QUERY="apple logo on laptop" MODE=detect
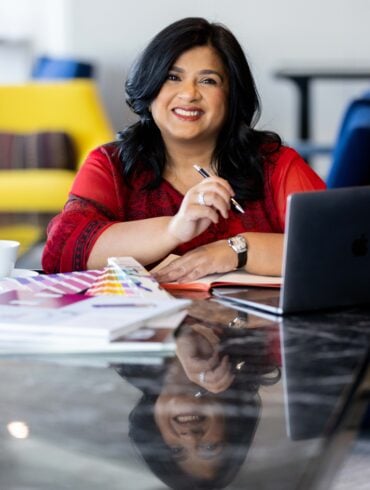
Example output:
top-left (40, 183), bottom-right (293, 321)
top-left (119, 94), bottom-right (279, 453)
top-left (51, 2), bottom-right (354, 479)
top-left (352, 233), bottom-right (368, 256)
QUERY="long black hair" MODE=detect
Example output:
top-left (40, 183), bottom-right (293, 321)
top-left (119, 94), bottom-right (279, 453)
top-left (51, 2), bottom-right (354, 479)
top-left (118, 17), bottom-right (281, 202)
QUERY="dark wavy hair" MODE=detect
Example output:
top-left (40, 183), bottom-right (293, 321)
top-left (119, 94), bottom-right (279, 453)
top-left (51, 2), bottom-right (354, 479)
top-left (117, 17), bottom-right (281, 202)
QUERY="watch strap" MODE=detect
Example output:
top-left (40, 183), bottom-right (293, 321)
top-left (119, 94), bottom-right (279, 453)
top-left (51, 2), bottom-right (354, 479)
top-left (236, 249), bottom-right (247, 268)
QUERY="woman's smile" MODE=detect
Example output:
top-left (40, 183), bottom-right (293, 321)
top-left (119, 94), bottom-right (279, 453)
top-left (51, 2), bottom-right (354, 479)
top-left (172, 106), bottom-right (204, 121)
top-left (173, 414), bottom-right (206, 423)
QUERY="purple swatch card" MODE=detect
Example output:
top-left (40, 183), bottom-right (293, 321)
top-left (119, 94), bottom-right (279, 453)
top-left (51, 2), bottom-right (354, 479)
top-left (0, 291), bottom-right (89, 309)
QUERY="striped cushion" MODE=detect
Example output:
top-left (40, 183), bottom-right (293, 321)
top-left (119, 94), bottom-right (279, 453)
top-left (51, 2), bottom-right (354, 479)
top-left (0, 131), bottom-right (76, 170)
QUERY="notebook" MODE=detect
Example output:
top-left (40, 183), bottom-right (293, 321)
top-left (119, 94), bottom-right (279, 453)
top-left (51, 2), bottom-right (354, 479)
top-left (152, 254), bottom-right (281, 291)
top-left (213, 186), bottom-right (370, 314)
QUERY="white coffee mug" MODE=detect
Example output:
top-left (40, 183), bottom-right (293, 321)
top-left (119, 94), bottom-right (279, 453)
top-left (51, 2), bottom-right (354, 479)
top-left (0, 240), bottom-right (20, 278)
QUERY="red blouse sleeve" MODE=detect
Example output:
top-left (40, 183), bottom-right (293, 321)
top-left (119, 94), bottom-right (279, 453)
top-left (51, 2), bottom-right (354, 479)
top-left (42, 145), bottom-right (124, 273)
top-left (270, 147), bottom-right (326, 229)
top-left (70, 144), bottom-right (126, 216)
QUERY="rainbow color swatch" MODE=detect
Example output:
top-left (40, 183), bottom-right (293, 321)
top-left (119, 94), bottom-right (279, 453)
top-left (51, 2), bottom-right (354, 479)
top-left (86, 257), bottom-right (170, 300)
top-left (86, 265), bottom-right (140, 296)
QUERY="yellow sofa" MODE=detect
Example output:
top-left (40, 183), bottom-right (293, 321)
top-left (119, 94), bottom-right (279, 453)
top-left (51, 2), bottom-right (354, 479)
top-left (0, 80), bottom-right (114, 252)
top-left (0, 80), bottom-right (114, 213)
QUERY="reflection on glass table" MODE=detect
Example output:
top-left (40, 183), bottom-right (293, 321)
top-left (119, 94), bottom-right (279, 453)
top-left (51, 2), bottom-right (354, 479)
top-left (0, 300), bottom-right (369, 490)
top-left (114, 316), bottom-right (281, 488)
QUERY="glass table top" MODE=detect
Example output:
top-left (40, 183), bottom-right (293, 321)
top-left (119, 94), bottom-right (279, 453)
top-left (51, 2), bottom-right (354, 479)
top-left (0, 299), bottom-right (369, 490)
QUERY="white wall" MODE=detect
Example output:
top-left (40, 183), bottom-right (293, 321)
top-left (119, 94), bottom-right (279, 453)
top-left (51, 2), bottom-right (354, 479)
top-left (0, 0), bottom-right (70, 79)
top-left (65, 0), bottom-right (370, 145)
top-left (2, 0), bottom-right (370, 176)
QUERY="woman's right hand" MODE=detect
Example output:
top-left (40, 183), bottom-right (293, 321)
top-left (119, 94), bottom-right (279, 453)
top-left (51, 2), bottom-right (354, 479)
top-left (176, 323), bottom-right (235, 393)
top-left (167, 176), bottom-right (235, 243)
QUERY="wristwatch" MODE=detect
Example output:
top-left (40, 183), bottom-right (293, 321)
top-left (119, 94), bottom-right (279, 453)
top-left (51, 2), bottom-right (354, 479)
top-left (227, 235), bottom-right (248, 269)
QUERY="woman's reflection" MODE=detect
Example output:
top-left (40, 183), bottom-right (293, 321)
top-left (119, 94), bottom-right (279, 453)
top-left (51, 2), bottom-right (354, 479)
top-left (154, 390), bottom-right (227, 480)
top-left (175, 323), bottom-right (236, 394)
top-left (115, 313), bottom-right (280, 489)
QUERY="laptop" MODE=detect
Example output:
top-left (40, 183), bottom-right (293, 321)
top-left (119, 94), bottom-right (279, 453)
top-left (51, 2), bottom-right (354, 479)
top-left (213, 186), bottom-right (370, 315)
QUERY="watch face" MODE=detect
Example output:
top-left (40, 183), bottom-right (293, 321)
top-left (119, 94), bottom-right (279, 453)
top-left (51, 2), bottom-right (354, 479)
top-left (230, 235), bottom-right (247, 253)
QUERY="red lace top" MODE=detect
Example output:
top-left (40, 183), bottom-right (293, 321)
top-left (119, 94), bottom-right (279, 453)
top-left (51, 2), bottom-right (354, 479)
top-left (42, 143), bottom-right (326, 273)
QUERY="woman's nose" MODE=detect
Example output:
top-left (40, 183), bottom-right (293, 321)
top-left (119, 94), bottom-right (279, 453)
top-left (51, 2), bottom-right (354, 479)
top-left (178, 81), bottom-right (200, 101)
top-left (179, 426), bottom-right (205, 441)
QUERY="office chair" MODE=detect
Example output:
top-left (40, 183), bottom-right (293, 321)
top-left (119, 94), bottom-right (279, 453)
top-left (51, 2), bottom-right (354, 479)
top-left (292, 92), bottom-right (370, 186)
top-left (326, 96), bottom-right (370, 188)
top-left (31, 55), bottom-right (94, 79)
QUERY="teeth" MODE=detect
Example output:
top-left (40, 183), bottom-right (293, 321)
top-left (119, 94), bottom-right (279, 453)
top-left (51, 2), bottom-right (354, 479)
top-left (174, 108), bottom-right (201, 117)
top-left (175, 415), bottom-right (203, 423)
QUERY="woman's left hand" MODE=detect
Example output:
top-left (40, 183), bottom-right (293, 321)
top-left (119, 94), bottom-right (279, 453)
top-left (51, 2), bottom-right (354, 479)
top-left (153, 239), bottom-right (237, 283)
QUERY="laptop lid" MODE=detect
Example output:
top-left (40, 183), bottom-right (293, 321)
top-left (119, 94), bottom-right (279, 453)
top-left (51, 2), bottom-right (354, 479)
top-left (281, 186), bottom-right (370, 313)
top-left (213, 186), bottom-right (370, 315)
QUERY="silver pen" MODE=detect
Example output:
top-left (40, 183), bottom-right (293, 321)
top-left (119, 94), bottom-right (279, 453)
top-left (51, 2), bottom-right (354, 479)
top-left (193, 164), bottom-right (245, 214)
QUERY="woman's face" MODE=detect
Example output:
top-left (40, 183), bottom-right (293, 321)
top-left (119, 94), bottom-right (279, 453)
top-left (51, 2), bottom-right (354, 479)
top-left (150, 45), bottom-right (229, 150)
top-left (154, 393), bottom-right (226, 479)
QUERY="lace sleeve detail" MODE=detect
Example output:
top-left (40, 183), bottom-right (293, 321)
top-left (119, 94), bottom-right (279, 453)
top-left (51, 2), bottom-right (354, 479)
top-left (42, 196), bottom-right (120, 273)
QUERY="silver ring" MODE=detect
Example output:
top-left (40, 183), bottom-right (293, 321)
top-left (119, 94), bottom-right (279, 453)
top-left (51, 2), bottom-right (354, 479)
top-left (235, 361), bottom-right (245, 371)
top-left (197, 191), bottom-right (206, 206)
top-left (199, 371), bottom-right (206, 383)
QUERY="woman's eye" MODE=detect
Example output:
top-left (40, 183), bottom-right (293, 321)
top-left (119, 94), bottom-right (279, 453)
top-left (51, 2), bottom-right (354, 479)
top-left (198, 443), bottom-right (223, 458)
top-left (169, 446), bottom-right (186, 460)
top-left (167, 73), bottom-right (180, 81)
top-left (170, 446), bottom-right (184, 455)
top-left (200, 78), bottom-right (218, 85)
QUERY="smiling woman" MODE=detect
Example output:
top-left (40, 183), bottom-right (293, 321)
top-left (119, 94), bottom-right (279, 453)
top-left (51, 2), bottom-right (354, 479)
top-left (150, 46), bottom-right (229, 151)
top-left (42, 17), bottom-right (325, 276)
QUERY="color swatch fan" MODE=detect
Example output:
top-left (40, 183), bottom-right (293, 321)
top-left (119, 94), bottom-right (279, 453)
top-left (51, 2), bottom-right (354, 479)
top-left (86, 257), bottom-right (170, 299)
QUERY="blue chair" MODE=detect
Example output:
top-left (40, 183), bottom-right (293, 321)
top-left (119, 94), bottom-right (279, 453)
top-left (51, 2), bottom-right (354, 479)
top-left (292, 92), bottom-right (370, 185)
top-left (31, 56), bottom-right (94, 80)
top-left (326, 96), bottom-right (370, 188)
